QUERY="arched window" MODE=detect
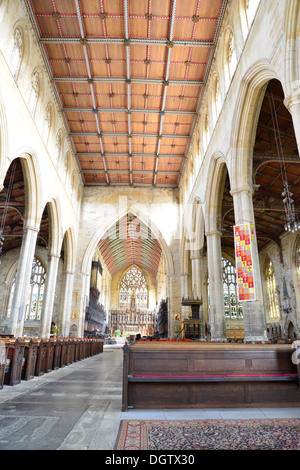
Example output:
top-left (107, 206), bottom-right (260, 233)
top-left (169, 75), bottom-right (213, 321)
top-left (222, 257), bottom-right (243, 319)
top-left (224, 27), bottom-right (237, 89)
top-left (240, 0), bottom-right (260, 39)
top-left (9, 27), bottom-right (23, 80)
top-left (28, 71), bottom-right (40, 115)
top-left (266, 258), bottom-right (280, 321)
top-left (119, 266), bottom-right (148, 310)
top-left (7, 257), bottom-right (46, 320)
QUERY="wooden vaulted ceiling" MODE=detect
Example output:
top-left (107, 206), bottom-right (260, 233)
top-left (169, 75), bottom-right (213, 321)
top-left (25, 0), bottom-right (228, 188)
top-left (222, 79), bottom-right (300, 251)
top-left (98, 213), bottom-right (162, 276)
top-left (0, 160), bottom-right (49, 256)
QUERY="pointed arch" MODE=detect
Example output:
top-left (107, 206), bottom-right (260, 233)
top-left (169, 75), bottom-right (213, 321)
top-left (81, 206), bottom-right (174, 278)
top-left (205, 152), bottom-right (229, 234)
top-left (284, 0), bottom-right (300, 97)
top-left (230, 60), bottom-right (281, 192)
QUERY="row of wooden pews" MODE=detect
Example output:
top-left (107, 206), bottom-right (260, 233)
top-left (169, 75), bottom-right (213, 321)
top-left (0, 337), bottom-right (104, 389)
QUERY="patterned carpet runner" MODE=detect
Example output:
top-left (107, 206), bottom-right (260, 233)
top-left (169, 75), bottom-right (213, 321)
top-left (115, 419), bottom-right (300, 450)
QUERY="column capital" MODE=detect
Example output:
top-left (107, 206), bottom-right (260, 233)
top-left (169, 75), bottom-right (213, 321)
top-left (190, 249), bottom-right (201, 260)
top-left (284, 93), bottom-right (300, 111)
top-left (23, 224), bottom-right (40, 233)
top-left (230, 184), bottom-right (253, 198)
top-left (205, 229), bottom-right (222, 238)
top-left (48, 252), bottom-right (61, 260)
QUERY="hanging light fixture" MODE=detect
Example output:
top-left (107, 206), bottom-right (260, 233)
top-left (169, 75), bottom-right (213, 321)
top-left (268, 88), bottom-right (300, 232)
top-left (0, 161), bottom-right (17, 263)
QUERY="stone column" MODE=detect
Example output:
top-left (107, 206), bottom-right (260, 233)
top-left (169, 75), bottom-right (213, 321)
top-left (231, 187), bottom-right (268, 342)
top-left (167, 272), bottom-right (182, 339)
top-left (191, 251), bottom-right (202, 297)
top-left (8, 226), bottom-right (38, 337)
top-left (191, 251), bottom-right (206, 340)
top-left (284, 94), bottom-right (300, 156)
top-left (60, 270), bottom-right (75, 337)
top-left (206, 229), bottom-right (227, 341)
top-left (39, 253), bottom-right (60, 338)
top-left (77, 272), bottom-right (90, 338)
top-left (181, 272), bottom-right (191, 316)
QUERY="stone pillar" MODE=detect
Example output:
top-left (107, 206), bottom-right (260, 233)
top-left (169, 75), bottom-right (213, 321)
top-left (191, 251), bottom-right (206, 340)
top-left (60, 270), bottom-right (75, 337)
top-left (191, 251), bottom-right (202, 297)
top-left (167, 272), bottom-right (182, 339)
top-left (206, 230), bottom-right (227, 341)
top-left (39, 253), bottom-right (60, 338)
top-left (284, 94), bottom-right (300, 156)
top-left (181, 272), bottom-right (191, 317)
top-left (8, 226), bottom-right (38, 337)
top-left (77, 272), bottom-right (90, 338)
top-left (231, 187), bottom-right (268, 342)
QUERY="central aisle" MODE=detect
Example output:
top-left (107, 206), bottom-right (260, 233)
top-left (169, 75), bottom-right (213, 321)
top-left (0, 345), bottom-right (124, 450)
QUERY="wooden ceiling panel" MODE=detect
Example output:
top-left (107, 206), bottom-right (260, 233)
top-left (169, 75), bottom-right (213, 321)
top-left (26, 0), bottom-right (228, 187)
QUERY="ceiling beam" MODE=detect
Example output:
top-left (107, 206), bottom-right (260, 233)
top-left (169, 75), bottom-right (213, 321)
top-left (76, 152), bottom-right (185, 159)
top-left (84, 181), bottom-right (178, 188)
top-left (63, 107), bottom-right (196, 115)
top-left (71, 132), bottom-right (189, 138)
top-left (53, 76), bottom-right (203, 86)
top-left (83, 169), bottom-right (180, 175)
top-left (40, 37), bottom-right (214, 47)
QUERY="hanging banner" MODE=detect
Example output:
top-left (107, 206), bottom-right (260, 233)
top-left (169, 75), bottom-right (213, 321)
top-left (233, 223), bottom-right (256, 301)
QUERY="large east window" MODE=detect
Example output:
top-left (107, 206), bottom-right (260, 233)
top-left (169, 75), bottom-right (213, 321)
top-left (119, 266), bottom-right (148, 310)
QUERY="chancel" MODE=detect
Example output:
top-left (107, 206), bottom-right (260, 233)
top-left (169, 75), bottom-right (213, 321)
top-left (0, 0), bottom-right (300, 451)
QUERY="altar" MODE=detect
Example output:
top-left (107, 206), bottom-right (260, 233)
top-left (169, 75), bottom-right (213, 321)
top-left (109, 290), bottom-right (155, 337)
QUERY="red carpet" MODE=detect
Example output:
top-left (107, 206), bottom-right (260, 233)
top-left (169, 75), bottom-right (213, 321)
top-left (115, 419), bottom-right (300, 450)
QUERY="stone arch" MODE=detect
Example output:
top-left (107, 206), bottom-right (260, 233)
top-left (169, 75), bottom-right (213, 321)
top-left (284, 0), bottom-right (300, 97)
top-left (81, 206), bottom-right (175, 279)
top-left (205, 152), bottom-right (229, 234)
top-left (6, 149), bottom-right (41, 229)
top-left (62, 225), bottom-right (76, 273)
top-left (230, 60), bottom-right (281, 193)
top-left (40, 196), bottom-right (63, 257)
top-left (0, 91), bottom-right (8, 184)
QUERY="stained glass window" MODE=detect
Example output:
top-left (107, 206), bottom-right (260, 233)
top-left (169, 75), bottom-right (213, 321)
top-left (7, 257), bottom-right (46, 320)
top-left (222, 257), bottom-right (243, 319)
top-left (119, 266), bottom-right (148, 310)
top-left (266, 258), bottom-right (280, 320)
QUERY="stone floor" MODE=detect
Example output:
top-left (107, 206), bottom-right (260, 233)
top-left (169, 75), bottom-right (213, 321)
top-left (0, 342), bottom-right (300, 450)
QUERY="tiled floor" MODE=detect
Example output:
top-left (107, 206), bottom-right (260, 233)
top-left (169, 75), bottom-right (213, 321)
top-left (0, 343), bottom-right (299, 450)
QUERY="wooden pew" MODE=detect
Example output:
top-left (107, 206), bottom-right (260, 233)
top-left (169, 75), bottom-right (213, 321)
top-left (60, 340), bottom-right (67, 367)
top-left (122, 341), bottom-right (300, 411)
top-left (4, 338), bottom-right (26, 386)
top-left (22, 339), bottom-right (39, 380)
top-left (35, 339), bottom-right (49, 377)
top-left (44, 339), bottom-right (55, 373)
top-left (52, 339), bottom-right (62, 370)
top-left (0, 340), bottom-right (8, 389)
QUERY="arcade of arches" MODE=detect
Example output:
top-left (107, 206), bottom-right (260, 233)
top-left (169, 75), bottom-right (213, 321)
top-left (1, 0), bottom-right (300, 345)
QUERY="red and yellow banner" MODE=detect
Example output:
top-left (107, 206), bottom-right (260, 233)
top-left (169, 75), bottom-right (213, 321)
top-left (234, 223), bottom-right (255, 301)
